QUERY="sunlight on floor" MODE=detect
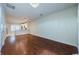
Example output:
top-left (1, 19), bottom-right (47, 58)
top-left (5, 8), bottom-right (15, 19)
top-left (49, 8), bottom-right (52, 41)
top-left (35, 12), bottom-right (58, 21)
top-left (9, 33), bottom-right (16, 44)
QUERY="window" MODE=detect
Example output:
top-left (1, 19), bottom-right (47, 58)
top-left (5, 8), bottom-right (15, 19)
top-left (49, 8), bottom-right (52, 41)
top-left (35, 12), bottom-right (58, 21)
top-left (11, 23), bottom-right (28, 32)
top-left (11, 24), bottom-right (21, 32)
top-left (21, 23), bottom-right (28, 30)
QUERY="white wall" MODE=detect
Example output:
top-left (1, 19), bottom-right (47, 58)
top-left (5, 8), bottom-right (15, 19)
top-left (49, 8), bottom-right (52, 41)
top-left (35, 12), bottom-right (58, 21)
top-left (29, 6), bottom-right (78, 47)
top-left (0, 4), bottom-right (6, 51)
top-left (78, 4), bottom-right (79, 54)
top-left (0, 4), bottom-right (2, 51)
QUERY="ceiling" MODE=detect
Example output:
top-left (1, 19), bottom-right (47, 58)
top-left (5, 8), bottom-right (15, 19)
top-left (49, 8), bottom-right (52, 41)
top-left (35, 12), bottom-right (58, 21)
top-left (4, 3), bottom-right (77, 20)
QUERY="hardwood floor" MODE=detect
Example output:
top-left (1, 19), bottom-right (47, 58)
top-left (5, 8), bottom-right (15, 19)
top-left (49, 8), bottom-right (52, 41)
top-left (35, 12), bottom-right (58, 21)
top-left (1, 34), bottom-right (78, 55)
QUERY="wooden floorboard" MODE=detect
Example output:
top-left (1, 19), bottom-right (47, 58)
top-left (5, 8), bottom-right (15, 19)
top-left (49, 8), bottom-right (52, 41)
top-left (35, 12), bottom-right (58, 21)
top-left (1, 34), bottom-right (78, 55)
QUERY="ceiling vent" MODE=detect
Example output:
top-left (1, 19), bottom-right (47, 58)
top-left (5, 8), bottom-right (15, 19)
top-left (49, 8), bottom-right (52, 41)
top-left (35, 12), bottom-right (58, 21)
top-left (40, 13), bottom-right (43, 16)
top-left (6, 3), bottom-right (15, 10)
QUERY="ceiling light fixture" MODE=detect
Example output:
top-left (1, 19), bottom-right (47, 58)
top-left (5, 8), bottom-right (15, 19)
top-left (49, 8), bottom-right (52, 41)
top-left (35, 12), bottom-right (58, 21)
top-left (30, 3), bottom-right (39, 8)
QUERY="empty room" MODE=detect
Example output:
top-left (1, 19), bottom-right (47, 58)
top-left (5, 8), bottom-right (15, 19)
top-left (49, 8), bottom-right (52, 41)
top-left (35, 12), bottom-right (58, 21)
top-left (0, 3), bottom-right (78, 55)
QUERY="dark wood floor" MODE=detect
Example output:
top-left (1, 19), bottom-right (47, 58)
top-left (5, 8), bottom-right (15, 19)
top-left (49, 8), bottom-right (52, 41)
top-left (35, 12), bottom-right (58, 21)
top-left (1, 34), bottom-right (78, 55)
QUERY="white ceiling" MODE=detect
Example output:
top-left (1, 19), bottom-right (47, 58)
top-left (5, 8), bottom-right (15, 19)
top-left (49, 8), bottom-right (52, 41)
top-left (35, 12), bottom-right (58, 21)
top-left (4, 3), bottom-right (77, 20)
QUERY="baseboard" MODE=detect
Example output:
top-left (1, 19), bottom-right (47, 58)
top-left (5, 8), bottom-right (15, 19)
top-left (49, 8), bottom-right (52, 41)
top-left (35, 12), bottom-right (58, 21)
top-left (30, 33), bottom-right (77, 48)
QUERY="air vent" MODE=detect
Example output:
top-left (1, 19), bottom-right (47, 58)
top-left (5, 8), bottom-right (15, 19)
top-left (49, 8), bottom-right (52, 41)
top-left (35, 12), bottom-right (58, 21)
top-left (6, 3), bottom-right (15, 10)
top-left (40, 13), bottom-right (43, 16)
